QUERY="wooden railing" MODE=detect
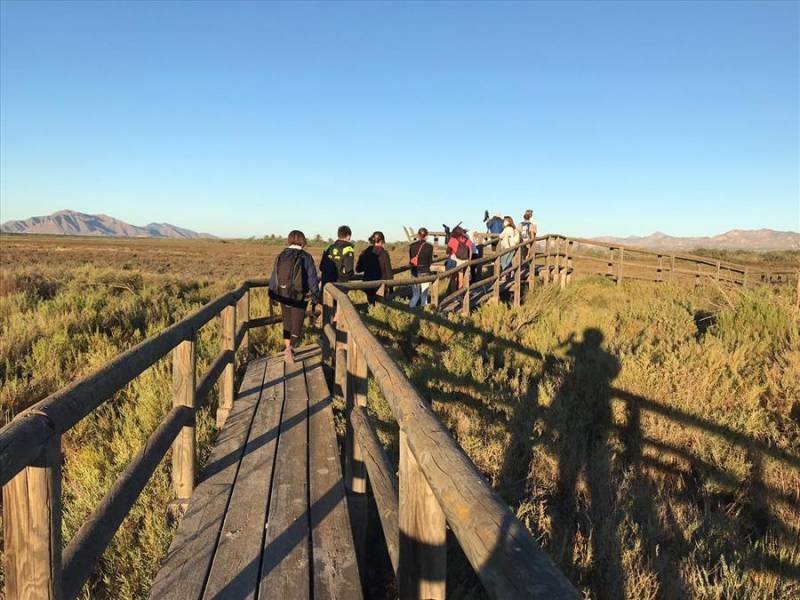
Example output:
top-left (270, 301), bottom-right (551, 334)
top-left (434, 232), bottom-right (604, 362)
top-left (324, 234), bottom-right (796, 599)
top-left (0, 280), bottom-right (281, 600)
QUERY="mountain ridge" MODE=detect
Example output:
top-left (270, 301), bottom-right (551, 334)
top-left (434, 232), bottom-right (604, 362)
top-left (0, 210), bottom-right (216, 239)
top-left (591, 228), bottom-right (799, 251)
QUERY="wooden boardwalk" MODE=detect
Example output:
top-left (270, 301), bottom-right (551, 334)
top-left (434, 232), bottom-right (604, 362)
top-left (150, 347), bottom-right (362, 600)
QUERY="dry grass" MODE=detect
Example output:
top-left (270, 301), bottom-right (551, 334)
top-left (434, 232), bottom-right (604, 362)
top-left (363, 277), bottom-right (800, 599)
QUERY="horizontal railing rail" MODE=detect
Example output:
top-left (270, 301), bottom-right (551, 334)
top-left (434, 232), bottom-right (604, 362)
top-left (323, 284), bottom-right (579, 599)
top-left (0, 280), bottom-right (288, 600)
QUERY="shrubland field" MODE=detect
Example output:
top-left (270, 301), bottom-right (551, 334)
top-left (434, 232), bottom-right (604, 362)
top-left (1, 233), bottom-right (798, 599)
top-left (364, 279), bottom-right (800, 599)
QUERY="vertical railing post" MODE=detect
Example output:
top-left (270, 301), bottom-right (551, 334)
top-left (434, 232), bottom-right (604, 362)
top-left (217, 304), bottom-right (236, 428)
top-left (716, 260), bottom-right (721, 282)
top-left (543, 237), bottom-right (551, 284)
top-left (657, 255), bottom-right (663, 282)
top-left (559, 237), bottom-right (568, 289)
top-left (431, 274), bottom-right (440, 309)
top-left (345, 337), bottom-right (369, 571)
top-left (462, 264), bottom-right (471, 315)
top-left (321, 287), bottom-right (334, 363)
top-left (566, 240), bottom-right (574, 285)
top-left (617, 247), bottom-right (624, 285)
top-left (493, 254), bottom-right (501, 300)
top-left (695, 262), bottom-right (701, 286)
top-left (513, 247), bottom-right (522, 307)
top-left (398, 431), bottom-right (446, 600)
top-left (237, 287), bottom-right (250, 363)
top-left (172, 337), bottom-right (196, 506)
top-left (528, 239), bottom-right (536, 289)
top-left (2, 436), bottom-right (63, 600)
top-left (607, 247), bottom-right (615, 281)
top-left (334, 303), bottom-right (348, 403)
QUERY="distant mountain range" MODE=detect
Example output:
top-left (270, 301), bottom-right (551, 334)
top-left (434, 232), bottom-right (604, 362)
top-left (0, 210), bottom-right (216, 239)
top-left (592, 229), bottom-right (799, 252)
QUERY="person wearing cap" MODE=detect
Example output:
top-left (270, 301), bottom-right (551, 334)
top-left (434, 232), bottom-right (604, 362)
top-left (356, 230), bottom-right (393, 305)
top-left (408, 227), bottom-right (434, 308)
top-left (446, 225), bottom-right (474, 292)
top-left (518, 209), bottom-right (537, 261)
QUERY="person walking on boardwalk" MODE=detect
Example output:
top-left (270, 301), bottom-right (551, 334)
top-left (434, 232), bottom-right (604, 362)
top-left (446, 225), bottom-right (474, 293)
top-left (409, 227), bottom-right (434, 308)
top-left (320, 225), bottom-right (355, 286)
top-left (356, 231), bottom-right (393, 305)
top-left (268, 230), bottom-right (319, 364)
top-left (499, 215), bottom-right (520, 272)
top-left (518, 209), bottom-right (537, 261)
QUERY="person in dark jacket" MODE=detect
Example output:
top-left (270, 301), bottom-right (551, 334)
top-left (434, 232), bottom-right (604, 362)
top-left (320, 225), bottom-right (355, 286)
top-left (409, 227), bottom-right (434, 308)
top-left (356, 231), bottom-right (393, 305)
top-left (268, 230), bottom-right (319, 364)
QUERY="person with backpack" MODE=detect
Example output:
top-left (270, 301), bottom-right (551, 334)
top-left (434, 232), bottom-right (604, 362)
top-left (320, 225), bottom-right (355, 286)
top-left (408, 227), bottom-right (434, 308)
top-left (268, 230), bottom-right (319, 364)
top-left (446, 225), bottom-right (473, 292)
top-left (518, 209), bottom-right (537, 261)
top-left (356, 231), bottom-right (393, 305)
top-left (499, 216), bottom-right (521, 273)
top-left (483, 210), bottom-right (504, 250)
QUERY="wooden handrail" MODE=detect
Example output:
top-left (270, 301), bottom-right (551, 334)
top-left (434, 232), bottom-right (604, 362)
top-left (1, 280), bottom-right (281, 600)
top-left (324, 285), bottom-right (578, 599)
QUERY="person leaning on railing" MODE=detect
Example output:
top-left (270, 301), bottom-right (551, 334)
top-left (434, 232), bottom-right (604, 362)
top-left (268, 229), bottom-right (319, 364)
top-left (408, 227), bottom-right (434, 308)
top-left (356, 230), bottom-right (393, 305)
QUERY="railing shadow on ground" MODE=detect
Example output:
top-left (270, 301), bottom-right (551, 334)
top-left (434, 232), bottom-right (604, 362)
top-left (362, 298), bottom-right (800, 597)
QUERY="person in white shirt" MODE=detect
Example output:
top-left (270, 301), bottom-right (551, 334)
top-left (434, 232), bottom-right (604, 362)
top-left (498, 215), bottom-right (520, 272)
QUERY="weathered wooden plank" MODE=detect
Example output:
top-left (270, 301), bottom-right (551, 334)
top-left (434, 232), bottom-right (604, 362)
top-left (259, 360), bottom-right (310, 599)
top-left (327, 286), bottom-right (579, 600)
top-left (399, 430), bottom-right (446, 600)
top-left (306, 356), bottom-right (363, 600)
top-left (218, 305), bottom-right (236, 428)
top-left (1, 288), bottom-right (247, 486)
top-left (2, 437), bottom-right (62, 600)
top-left (149, 357), bottom-right (268, 600)
top-left (350, 405), bottom-right (399, 576)
top-left (63, 406), bottom-right (190, 600)
top-left (203, 357), bottom-right (284, 599)
top-left (172, 339), bottom-right (196, 502)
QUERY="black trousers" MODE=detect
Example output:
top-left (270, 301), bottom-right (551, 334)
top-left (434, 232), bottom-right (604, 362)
top-left (281, 301), bottom-right (307, 343)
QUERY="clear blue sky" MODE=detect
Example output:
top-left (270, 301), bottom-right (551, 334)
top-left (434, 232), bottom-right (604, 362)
top-left (1, 1), bottom-right (797, 240)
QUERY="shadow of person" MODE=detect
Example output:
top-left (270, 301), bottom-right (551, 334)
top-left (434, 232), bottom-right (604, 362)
top-left (547, 328), bottom-right (624, 600)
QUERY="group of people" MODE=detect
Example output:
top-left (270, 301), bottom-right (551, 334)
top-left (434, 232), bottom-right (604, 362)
top-left (268, 225), bottom-right (395, 363)
top-left (268, 210), bottom-right (537, 363)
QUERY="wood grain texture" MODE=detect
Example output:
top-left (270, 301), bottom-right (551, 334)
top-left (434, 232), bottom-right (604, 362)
top-left (327, 287), bottom-right (579, 599)
top-left (259, 360), bottom-right (310, 599)
top-left (0, 288), bottom-right (247, 486)
top-left (2, 437), bottom-right (62, 600)
top-left (399, 430), bottom-right (446, 600)
top-left (350, 405), bottom-right (399, 576)
top-left (306, 357), bottom-right (363, 600)
top-left (149, 357), bottom-right (268, 600)
top-left (203, 357), bottom-right (283, 599)
top-left (218, 305), bottom-right (236, 428)
top-left (63, 407), bottom-right (190, 600)
top-left (172, 339), bottom-right (196, 501)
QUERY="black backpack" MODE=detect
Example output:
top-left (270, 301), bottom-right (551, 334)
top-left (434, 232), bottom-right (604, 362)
top-left (455, 239), bottom-right (470, 260)
top-left (327, 242), bottom-right (353, 279)
top-left (273, 249), bottom-right (305, 300)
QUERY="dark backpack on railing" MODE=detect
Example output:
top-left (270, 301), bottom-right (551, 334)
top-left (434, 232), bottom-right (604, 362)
top-left (271, 249), bottom-right (305, 301)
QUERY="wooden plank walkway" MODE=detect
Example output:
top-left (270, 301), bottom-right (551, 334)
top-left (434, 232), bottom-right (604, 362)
top-left (150, 347), bottom-right (362, 600)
